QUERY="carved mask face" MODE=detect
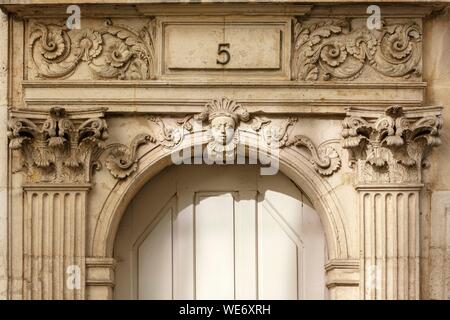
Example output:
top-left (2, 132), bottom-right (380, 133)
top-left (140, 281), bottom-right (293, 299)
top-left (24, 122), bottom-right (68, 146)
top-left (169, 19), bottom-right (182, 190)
top-left (210, 116), bottom-right (236, 145)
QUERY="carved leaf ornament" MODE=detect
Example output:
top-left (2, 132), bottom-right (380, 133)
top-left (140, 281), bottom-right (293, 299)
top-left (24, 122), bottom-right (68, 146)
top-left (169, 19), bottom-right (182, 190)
top-left (30, 19), bottom-right (157, 80)
top-left (8, 108), bottom-right (155, 182)
top-left (342, 105), bottom-right (442, 183)
top-left (293, 19), bottom-right (422, 81)
top-left (8, 107), bottom-right (108, 182)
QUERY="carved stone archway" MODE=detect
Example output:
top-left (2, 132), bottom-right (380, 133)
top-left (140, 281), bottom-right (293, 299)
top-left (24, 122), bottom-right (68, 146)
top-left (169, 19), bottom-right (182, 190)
top-left (6, 97), bottom-right (442, 300)
top-left (88, 128), bottom-right (355, 299)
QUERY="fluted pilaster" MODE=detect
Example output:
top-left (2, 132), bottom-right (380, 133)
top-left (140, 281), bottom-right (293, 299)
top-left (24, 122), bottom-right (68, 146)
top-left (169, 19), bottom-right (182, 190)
top-left (22, 184), bottom-right (89, 300)
top-left (357, 185), bottom-right (421, 299)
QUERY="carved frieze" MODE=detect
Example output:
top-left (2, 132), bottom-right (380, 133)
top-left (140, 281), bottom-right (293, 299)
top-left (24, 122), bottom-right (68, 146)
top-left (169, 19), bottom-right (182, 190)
top-left (8, 108), bottom-right (153, 183)
top-left (8, 103), bottom-right (344, 183)
top-left (149, 97), bottom-right (342, 177)
top-left (292, 19), bottom-right (422, 81)
top-left (29, 19), bottom-right (157, 80)
top-left (342, 105), bottom-right (442, 184)
top-left (28, 17), bottom-right (423, 84)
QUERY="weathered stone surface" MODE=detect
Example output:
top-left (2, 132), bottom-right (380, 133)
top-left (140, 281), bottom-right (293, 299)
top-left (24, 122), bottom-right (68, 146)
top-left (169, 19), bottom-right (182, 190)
top-left (0, 9), bottom-right (8, 301)
top-left (0, 2), bottom-right (448, 300)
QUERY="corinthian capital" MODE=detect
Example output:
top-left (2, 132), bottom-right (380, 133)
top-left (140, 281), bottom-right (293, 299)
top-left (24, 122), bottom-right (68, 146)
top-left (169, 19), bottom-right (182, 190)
top-left (8, 107), bottom-right (109, 183)
top-left (8, 107), bottom-right (155, 183)
top-left (342, 105), bottom-right (442, 184)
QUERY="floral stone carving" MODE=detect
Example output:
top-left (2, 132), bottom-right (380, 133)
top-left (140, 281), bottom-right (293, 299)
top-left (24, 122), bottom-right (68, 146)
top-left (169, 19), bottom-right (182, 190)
top-left (292, 19), bottom-right (422, 81)
top-left (29, 18), bottom-right (157, 80)
top-left (342, 105), bottom-right (442, 184)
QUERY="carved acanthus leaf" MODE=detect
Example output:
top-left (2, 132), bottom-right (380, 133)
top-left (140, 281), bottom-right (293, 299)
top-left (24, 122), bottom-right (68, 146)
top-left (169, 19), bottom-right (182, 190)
top-left (8, 107), bottom-right (108, 183)
top-left (254, 117), bottom-right (298, 148)
top-left (29, 19), bottom-right (157, 80)
top-left (292, 19), bottom-right (422, 81)
top-left (342, 105), bottom-right (442, 184)
top-left (251, 117), bottom-right (272, 132)
top-left (149, 116), bottom-right (193, 148)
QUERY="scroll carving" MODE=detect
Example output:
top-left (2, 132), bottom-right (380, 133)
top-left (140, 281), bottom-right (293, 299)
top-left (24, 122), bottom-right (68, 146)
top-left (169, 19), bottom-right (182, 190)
top-left (286, 135), bottom-right (341, 176)
top-left (103, 134), bottom-right (156, 179)
top-left (292, 19), bottom-right (422, 81)
top-left (342, 105), bottom-right (442, 184)
top-left (149, 116), bottom-right (193, 148)
top-left (148, 97), bottom-right (341, 177)
top-left (29, 19), bottom-right (157, 80)
top-left (254, 117), bottom-right (298, 148)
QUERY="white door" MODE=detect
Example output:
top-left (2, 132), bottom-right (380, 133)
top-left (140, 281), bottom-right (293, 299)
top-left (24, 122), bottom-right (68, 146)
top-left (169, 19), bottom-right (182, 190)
top-left (114, 165), bottom-right (327, 300)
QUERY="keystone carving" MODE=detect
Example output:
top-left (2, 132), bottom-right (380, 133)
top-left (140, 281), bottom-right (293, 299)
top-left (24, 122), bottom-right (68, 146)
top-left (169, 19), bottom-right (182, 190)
top-left (292, 19), bottom-right (422, 81)
top-left (342, 105), bottom-right (442, 184)
top-left (194, 97), bottom-right (251, 159)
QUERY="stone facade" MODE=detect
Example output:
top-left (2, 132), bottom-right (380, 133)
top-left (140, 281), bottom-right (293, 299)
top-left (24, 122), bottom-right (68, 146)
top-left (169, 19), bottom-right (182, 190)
top-left (0, 1), bottom-right (449, 300)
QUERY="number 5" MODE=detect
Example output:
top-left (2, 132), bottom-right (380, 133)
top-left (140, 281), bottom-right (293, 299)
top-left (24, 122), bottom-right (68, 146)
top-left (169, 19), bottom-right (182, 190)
top-left (217, 43), bottom-right (230, 65)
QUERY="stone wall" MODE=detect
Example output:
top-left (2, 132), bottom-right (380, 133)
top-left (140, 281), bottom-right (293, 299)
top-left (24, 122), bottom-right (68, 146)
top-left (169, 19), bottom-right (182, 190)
top-left (423, 7), bottom-right (450, 300)
top-left (0, 9), bottom-right (8, 301)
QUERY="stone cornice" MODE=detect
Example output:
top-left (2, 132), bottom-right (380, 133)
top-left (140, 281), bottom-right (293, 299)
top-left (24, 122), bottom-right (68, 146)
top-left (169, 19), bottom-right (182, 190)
top-left (0, 2), bottom-right (444, 18)
top-left (22, 80), bottom-right (428, 89)
top-left (9, 107), bottom-right (108, 120)
top-left (0, 2), bottom-right (313, 17)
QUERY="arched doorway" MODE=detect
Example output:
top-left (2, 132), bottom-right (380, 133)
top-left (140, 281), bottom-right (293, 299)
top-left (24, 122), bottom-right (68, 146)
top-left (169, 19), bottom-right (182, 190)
top-left (113, 164), bottom-right (327, 299)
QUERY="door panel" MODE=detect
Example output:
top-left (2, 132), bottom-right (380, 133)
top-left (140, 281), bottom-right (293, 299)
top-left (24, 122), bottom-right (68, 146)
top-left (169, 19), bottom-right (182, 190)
top-left (195, 193), bottom-right (236, 299)
top-left (173, 190), bottom-right (195, 299)
top-left (137, 205), bottom-right (173, 300)
top-left (114, 165), bottom-right (326, 300)
top-left (234, 191), bottom-right (257, 299)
